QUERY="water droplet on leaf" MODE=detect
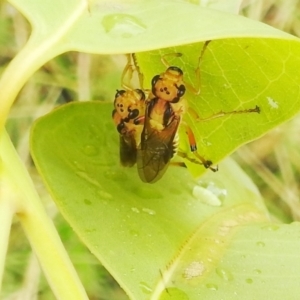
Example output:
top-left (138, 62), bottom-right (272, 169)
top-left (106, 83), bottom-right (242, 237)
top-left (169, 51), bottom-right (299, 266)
top-left (102, 14), bottom-right (146, 38)
top-left (139, 282), bottom-right (152, 294)
top-left (246, 278), bottom-right (253, 284)
top-left (129, 229), bottom-right (139, 237)
top-left (131, 207), bottom-right (140, 213)
top-left (193, 180), bottom-right (227, 206)
top-left (256, 241), bottom-right (265, 247)
top-left (84, 199), bottom-right (92, 205)
top-left (206, 283), bottom-right (218, 291)
top-left (142, 208), bottom-right (156, 215)
top-left (216, 268), bottom-right (234, 281)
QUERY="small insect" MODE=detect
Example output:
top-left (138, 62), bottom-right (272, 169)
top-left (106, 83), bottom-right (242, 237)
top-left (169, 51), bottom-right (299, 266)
top-left (113, 43), bottom-right (260, 183)
top-left (137, 41), bottom-right (260, 183)
top-left (112, 88), bottom-right (145, 167)
top-left (137, 66), bottom-right (187, 183)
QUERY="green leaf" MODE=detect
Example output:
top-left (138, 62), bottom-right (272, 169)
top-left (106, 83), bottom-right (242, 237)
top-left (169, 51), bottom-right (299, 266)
top-left (9, 1), bottom-right (300, 179)
top-left (3, 0), bottom-right (299, 127)
top-left (199, 0), bottom-right (243, 14)
top-left (159, 222), bottom-right (300, 300)
top-left (134, 38), bottom-right (300, 176)
top-left (30, 101), bottom-right (300, 299)
top-left (8, 0), bottom-right (297, 55)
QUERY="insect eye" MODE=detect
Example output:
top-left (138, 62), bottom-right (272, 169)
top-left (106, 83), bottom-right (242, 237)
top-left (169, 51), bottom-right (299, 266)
top-left (117, 122), bottom-right (125, 133)
top-left (112, 109), bottom-right (117, 118)
top-left (135, 89), bottom-right (146, 101)
top-left (151, 75), bottom-right (160, 87)
top-left (168, 66), bottom-right (183, 75)
top-left (115, 89), bottom-right (126, 98)
top-left (128, 109), bottom-right (139, 119)
top-left (176, 84), bottom-right (186, 97)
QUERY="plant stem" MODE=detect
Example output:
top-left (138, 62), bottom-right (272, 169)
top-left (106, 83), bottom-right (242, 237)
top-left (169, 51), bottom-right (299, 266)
top-left (17, 253), bottom-right (41, 300)
top-left (0, 130), bottom-right (89, 299)
top-left (0, 0), bottom-right (87, 131)
top-left (0, 193), bottom-right (14, 291)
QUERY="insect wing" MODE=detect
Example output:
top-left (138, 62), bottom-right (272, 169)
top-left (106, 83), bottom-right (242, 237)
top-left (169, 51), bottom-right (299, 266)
top-left (119, 133), bottom-right (137, 167)
top-left (137, 106), bottom-right (180, 183)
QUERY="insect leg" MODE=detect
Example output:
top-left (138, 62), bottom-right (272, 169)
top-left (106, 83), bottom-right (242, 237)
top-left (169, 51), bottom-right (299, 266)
top-left (188, 105), bottom-right (260, 122)
top-left (160, 41), bottom-right (211, 95)
top-left (183, 40), bottom-right (212, 95)
top-left (161, 52), bottom-right (183, 68)
top-left (177, 150), bottom-right (218, 172)
top-left (170, 161), bottom-right (186, 168)
top-left (181, 122), bottom-right (218, 172)
top-left (131, 53), bottom-right (145, 90)
top-left (121, 53), bottom-right (145, 90)
top-left (193, 40), bottom-right (212, 94)
top-left (121, 54), bottom-right (134, 90)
